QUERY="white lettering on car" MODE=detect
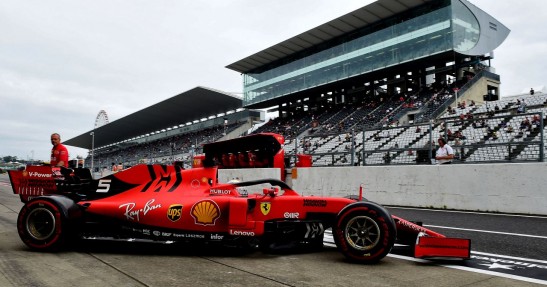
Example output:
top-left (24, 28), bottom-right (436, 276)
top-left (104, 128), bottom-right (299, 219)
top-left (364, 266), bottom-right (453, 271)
top-left (210, 189), bottom-right (232, 195)
top-left (28, 172), bottom-right (52, 178)
top-left (229, 230), bottom-right (255, 236)
top-left (96, 179), bottom-right (111, 193)
top-left (119, 199), bottom-right (161, 221)
top-left (284, 212), bottom-right (300, 219)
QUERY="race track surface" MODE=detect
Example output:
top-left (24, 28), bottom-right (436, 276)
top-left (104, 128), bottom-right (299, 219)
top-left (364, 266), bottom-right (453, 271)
top-left (0, 173), bottom-right (545, 286)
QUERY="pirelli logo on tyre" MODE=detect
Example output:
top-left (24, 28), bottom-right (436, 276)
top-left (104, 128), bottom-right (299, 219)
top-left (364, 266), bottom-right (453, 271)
top-left (167, 204), bottom-right (183, 222)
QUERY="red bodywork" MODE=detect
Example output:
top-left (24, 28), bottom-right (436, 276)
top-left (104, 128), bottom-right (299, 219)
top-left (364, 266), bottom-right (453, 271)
top-left (8, 133), bottom-right (470, 261)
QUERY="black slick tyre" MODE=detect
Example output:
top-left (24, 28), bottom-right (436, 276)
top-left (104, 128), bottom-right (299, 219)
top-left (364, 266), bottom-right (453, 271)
top-left (333, 202), bottom-right (396, 263)
top-left (17, 199), bottom-right (67, 251)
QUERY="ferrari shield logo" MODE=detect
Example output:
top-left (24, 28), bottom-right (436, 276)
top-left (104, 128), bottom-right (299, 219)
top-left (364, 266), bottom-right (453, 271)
top-left (260, 202), bottom-right (271, 215)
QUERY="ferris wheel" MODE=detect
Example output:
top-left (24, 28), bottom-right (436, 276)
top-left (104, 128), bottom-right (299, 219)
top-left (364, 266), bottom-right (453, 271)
top-left (94, 110), bottom-right (109, 128)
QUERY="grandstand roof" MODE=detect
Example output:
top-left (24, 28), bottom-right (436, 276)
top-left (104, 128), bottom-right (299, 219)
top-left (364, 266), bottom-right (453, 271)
top-left (226, 0), bottom-right (432, 73)
top-left (64, 87), bottom-right (242, 150)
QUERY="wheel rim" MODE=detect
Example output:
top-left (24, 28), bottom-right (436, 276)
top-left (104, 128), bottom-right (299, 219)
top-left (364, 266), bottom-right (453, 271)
top-left (344, 215), bottom-right (380, 251)
top-left (26, 208), bottom-right (56, 240)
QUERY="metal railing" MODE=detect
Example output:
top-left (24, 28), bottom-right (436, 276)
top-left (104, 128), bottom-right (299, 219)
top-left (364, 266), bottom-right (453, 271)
top-left (290, 111), bottom-right (544, 167)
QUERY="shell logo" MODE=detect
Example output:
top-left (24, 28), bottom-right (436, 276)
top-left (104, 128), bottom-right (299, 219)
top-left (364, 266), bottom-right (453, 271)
top-left (191, 200), bottom-right (220, 226)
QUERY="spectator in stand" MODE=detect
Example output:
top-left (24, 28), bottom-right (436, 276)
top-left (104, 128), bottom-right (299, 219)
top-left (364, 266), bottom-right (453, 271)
top-left (517, 99), bottom-right (527, 113)
top-left (466, 112), bottom-right (473, 120)
top-left (435, 138), bottom-right (454, 164)
top-left (50, 133), bottom-right (69, 168)
top-left (520, 117), bottom-right (531, 131)
top-left (383, 152), bottom-right (391, 164)
top-left (491, 130), bottom-right (498, 140)
top-left (532, 114), bottom-right (541, 126)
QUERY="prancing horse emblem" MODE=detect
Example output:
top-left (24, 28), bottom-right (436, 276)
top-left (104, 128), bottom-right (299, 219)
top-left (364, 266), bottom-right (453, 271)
top-left (260, 202), bottom-right (271, 215)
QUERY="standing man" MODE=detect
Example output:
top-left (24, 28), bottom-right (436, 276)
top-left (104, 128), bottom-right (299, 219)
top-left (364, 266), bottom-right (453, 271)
top-left (435, 138), bottom-right (454, 164)
top-left (50, 133), bottom-right (69, 167)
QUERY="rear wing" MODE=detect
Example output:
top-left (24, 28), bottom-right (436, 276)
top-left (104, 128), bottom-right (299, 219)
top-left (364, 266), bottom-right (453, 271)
top-left (8, 165), bottom-right (92, 203)
top-left (9, 166), bottom-right (59, 202)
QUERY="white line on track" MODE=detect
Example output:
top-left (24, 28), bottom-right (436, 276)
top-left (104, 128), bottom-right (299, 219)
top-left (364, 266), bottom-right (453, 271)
top-left (472, 251), bottom-right (547, 265)
top-left (388, 206), bottom-right (547, 219)
top-left (425, 224), bottom-right (547, 239)
top-left (325, 229), bottom-right (547, 285)
top-left (387, 253), bottom-right (547, 285)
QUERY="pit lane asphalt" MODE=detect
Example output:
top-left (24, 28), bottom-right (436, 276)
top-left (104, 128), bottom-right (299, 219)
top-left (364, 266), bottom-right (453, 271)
top-left (0, 174), bottom-right (543, 287)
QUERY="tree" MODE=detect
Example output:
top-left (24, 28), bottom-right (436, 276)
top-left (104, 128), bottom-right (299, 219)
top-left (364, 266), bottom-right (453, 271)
top-left (3, 156), bottom-right (17, 163)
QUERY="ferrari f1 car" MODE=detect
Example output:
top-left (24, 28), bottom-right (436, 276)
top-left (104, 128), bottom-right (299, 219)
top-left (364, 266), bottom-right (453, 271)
top-left (9, 164), bottom-right (470, 263)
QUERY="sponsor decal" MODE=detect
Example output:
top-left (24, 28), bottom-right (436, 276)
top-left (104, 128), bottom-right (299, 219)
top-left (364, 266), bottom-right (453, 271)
top-left (303, 199), bottom-right (327, 207)
top-left (191, 200), bottom-right (220, 226)
top-left (27, 172), bottom-right (52, 178)
top-left (170, 233), bottom-right (204, 239)
top-left (16, 169), bottom-right (55, 195)
top-left (211, 234), bottom-right (224, 240)
top-left (141, 229), bottom-right (205, 239)
top-left (260, 202), bottom-right (271, 215)
top-left (210, 189), bottom-right (231, 195)
top-left (396, 218), bottom-right (429, 233)
top-left (284, 212), bottom-right (300, 219)
top-left (167, 204), bottom-right (183, 222)
top-left (119, 199), bottom-right (162, 221)
top-left (229, 230), bottom-right (255, 236)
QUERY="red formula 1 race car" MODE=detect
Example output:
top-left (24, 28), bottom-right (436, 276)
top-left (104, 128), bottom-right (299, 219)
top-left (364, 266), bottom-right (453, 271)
top-left (8, 164), bottom-right (470, 263)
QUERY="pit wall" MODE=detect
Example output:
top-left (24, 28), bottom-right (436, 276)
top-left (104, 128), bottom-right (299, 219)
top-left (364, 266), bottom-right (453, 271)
top-left (219, 163), bottom-right (547, 215)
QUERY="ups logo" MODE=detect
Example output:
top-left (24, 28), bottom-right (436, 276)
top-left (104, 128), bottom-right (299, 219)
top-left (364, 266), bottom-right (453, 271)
top-left (167, 204), bottom-right (183, 222)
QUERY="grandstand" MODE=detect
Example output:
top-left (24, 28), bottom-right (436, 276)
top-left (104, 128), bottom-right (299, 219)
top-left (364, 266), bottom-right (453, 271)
top-left (64, 87), bottom-right (263, 170)
top-left (64, 0), bottom-right (545, 170)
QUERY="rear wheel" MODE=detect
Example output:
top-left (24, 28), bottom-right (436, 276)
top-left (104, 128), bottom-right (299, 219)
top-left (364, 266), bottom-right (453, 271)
top-left (17, 199), bottom-right (67, 251)
top-left (333, 202), bottom-right (396, 263)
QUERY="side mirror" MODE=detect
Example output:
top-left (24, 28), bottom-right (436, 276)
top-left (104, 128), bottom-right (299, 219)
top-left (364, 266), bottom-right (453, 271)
top-left (262, 187), bottom-right (279, 197)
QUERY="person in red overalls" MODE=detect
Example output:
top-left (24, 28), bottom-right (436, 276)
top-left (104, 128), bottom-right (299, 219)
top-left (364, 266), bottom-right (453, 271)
top-left (50, 133), bottom-right (69, 168)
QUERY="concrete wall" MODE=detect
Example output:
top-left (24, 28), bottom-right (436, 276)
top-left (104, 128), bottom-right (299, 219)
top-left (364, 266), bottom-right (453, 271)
top-left (218, 163), bottom-right (547, 215)
top-left (291, 163), bottom-right (547, 215)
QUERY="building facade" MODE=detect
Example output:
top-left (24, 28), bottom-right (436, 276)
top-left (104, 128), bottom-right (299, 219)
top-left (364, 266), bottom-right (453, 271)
top-left (228, 0), bottom-right (509, 110)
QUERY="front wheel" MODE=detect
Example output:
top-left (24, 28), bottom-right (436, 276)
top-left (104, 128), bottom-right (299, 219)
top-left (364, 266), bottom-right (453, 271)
top-left (17, 199), bottom-right (67, 251)
top-left (333, 202), bottom-right (396, 263)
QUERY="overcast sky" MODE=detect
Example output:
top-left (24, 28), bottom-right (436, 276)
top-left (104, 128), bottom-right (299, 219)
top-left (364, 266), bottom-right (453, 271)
top-left (1, 0), bottom-right (546, 162)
